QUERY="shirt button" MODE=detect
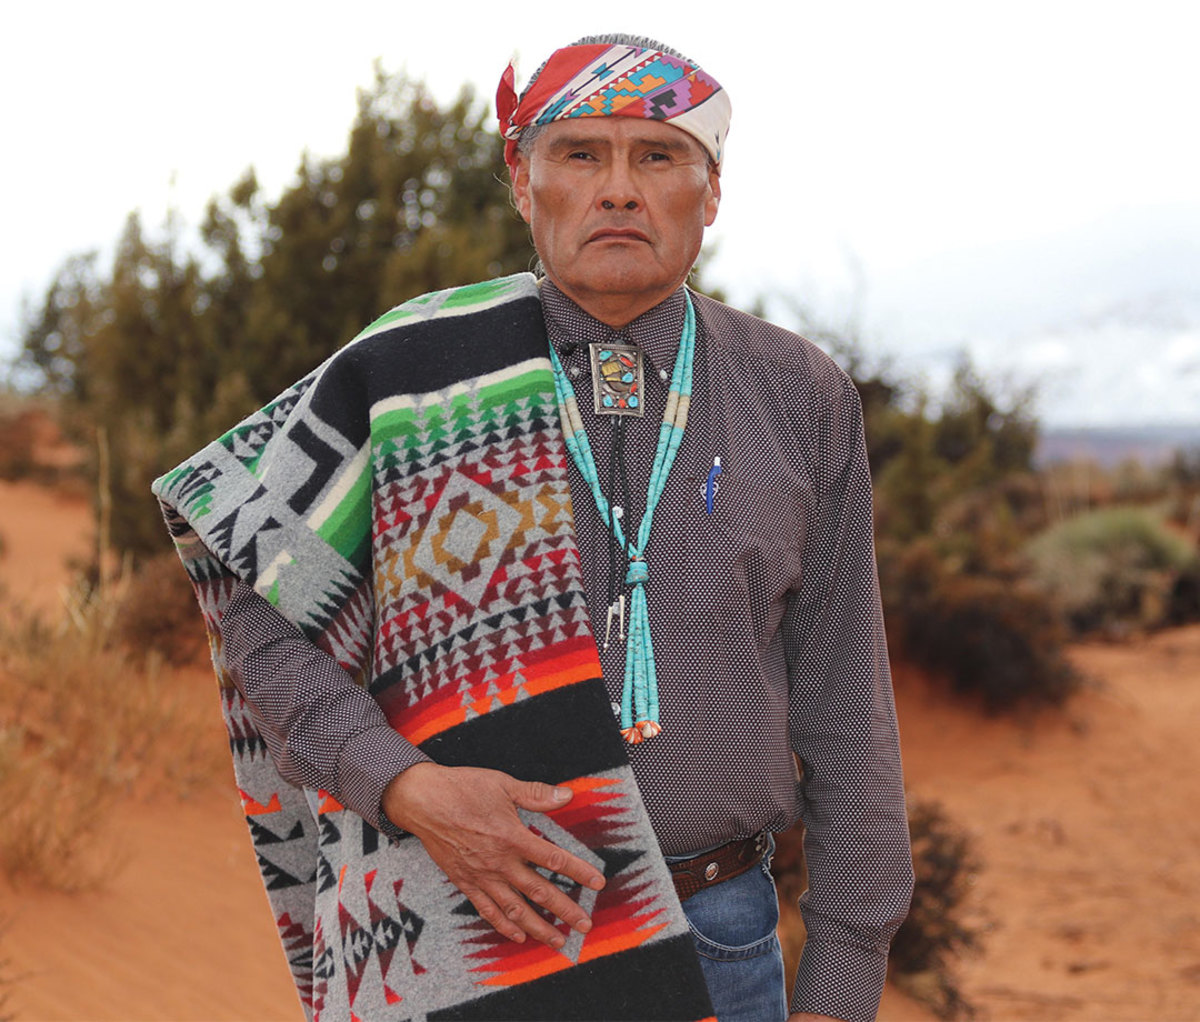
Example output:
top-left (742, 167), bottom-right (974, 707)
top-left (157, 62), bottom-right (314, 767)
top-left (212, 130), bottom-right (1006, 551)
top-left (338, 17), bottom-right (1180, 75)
top-left (570, 366), bottom-right (581, 378)
top-left (704, 861), bottom-right (719, 881)
top-left (659, 368), bottom-right (669, 382)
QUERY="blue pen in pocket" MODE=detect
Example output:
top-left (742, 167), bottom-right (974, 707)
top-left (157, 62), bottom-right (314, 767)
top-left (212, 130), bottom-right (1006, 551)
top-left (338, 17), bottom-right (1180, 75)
top-left (705, 456), bottom-right (722, 514)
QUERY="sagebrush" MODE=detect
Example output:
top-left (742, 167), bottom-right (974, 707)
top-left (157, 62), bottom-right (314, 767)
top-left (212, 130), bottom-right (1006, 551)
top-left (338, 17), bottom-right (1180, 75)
top-left (890, 800), bottom-right (984, 1019)
top-left (113, 551), bottom-right (210, 665)
top-left (1027, 505), bottom-right (1200, 636)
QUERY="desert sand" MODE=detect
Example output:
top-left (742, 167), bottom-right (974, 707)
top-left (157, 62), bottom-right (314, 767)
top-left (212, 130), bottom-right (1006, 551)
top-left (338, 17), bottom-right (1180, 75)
top-left (896, 634), bottom-right (1200, 1020)
top-left (0, 481), bottom-right (92, 619)
top-left (2, 476), bottom-right (1198, 1021)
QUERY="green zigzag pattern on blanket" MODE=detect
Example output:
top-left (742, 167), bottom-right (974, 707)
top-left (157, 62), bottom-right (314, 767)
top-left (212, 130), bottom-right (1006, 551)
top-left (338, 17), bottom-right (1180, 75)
top-left (154, 274), bottom-right (714, 1022)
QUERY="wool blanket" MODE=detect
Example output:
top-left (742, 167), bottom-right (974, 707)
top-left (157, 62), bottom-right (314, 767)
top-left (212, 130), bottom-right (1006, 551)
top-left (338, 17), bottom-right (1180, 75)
top-left (153, 273), bottom-right (714, 1022)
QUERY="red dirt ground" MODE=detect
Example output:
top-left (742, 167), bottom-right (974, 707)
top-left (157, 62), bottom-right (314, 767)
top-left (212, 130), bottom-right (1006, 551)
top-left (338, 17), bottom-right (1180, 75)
top-left (2, 477), bottom-right (1198, 1021)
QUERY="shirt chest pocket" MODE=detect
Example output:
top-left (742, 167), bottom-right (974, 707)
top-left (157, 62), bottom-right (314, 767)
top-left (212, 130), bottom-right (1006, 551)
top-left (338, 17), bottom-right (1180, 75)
top-left (666, 468), bottom-right (804, 638)
top-left (698, 469), bottom-right (803, 556)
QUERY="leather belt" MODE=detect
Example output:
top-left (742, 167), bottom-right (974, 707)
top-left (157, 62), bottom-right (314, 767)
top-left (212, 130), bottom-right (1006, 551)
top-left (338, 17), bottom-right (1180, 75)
top-left (667, 832), bottom-right (770, 903)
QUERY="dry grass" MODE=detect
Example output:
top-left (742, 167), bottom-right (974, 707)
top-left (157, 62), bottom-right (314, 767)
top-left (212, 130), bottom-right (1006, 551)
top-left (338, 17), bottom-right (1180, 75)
top-left (0, 572), bottom-right (222, 892)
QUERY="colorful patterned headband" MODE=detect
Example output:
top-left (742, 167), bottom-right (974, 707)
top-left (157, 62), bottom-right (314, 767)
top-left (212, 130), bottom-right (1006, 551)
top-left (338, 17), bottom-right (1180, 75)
top-left (497, 43), bottom-right (732, 175)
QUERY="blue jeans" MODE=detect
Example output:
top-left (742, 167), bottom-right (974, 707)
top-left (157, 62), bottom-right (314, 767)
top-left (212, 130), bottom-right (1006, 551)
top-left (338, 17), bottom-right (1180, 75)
top-left (676, 836), bottom-right (788, 1022)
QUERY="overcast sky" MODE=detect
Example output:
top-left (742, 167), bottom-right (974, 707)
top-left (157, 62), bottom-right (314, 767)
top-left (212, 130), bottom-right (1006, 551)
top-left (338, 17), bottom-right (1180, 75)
top-left (3, 0), bottom-right (1198, 426)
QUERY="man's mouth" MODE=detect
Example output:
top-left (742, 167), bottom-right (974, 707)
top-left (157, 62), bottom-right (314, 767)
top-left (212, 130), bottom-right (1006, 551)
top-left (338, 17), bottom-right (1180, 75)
top-left (587, 228), bottom-right (650, 243)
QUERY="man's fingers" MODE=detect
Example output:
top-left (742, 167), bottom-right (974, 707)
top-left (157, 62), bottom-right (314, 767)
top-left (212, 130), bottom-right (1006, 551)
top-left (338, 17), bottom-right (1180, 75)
top-left (513, 865), bottom-right (594, 934)
top-left (507, 777), bottom-right (574, 811)
top-left (506, 777), bottom-right (607, 893)
top-left (513, 827), bottom-right (607, 894)
top-left (480, 875), bottom-right (572, 948)
top-left (391, 765), bottom-right (607, 945)
top-left (459, 883), bottom-right (526, 944)
top-left (468, 851), bottom-right (596, 944)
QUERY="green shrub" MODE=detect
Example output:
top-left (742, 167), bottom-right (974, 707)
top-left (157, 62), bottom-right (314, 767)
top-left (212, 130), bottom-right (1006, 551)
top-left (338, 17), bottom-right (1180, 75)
top-left (1027, 506), bottom-right (1200, 635)
top-left (881, 540), bottom-right (1079, 711)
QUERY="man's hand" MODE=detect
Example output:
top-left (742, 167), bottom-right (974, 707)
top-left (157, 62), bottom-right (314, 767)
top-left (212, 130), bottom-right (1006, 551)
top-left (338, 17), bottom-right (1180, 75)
top-left (382, 763), bottom-right (606, 948)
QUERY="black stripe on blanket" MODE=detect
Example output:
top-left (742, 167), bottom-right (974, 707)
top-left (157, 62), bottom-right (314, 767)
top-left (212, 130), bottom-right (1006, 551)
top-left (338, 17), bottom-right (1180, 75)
top-left (419, 678), bottom-right (627, 782)
top-left (428, 934), bottom-right (712, 1021)
top-left (309, 297), bottom-right (549, 447)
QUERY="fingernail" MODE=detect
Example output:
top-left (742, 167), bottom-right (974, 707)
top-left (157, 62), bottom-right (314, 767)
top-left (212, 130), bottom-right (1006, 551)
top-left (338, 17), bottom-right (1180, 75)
top-left (575, 918), bottom-right (592, 934)
top-left (511, 932), bottom-right (526, 943)
top-left (588, 876), bottom-right (605, 890)
top-left (551, 935), bottom-right (565, 949)
top-left (552, 786), bottom-right (571, 803)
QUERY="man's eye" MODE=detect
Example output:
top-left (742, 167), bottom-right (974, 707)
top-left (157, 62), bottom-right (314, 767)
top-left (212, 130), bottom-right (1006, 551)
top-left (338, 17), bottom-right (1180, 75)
top-left (645, 151), bottom-right (671, 162)
top-left (568, 151), bottom-right (594, 160)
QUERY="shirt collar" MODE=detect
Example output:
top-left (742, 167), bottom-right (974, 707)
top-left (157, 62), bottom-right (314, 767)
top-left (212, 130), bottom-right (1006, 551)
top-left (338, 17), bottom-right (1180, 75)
top-left (539, 278), bottom-right (687, 377)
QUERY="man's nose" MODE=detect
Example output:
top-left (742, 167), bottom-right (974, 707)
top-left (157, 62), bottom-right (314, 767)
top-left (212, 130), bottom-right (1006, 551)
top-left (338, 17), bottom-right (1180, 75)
top-left (596, 163), bottom-right (641, 211)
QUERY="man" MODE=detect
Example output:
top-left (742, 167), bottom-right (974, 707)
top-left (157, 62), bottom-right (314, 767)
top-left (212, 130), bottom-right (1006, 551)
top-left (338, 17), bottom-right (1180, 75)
top-left (155, 34), bottom-right (911, 1022)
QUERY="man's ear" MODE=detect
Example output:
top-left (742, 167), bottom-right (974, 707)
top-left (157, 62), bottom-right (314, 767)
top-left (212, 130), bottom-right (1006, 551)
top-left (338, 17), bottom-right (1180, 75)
top-left (704, 165), bottom-right (721, 228)
top-left (511, 155), bottom-right (532, 224)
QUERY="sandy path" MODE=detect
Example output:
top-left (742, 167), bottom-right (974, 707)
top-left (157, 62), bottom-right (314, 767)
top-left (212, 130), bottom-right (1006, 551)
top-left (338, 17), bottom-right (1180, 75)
top-left (0, 481), bottom-right (92, 619)
top-left (896, 628), bottom-right (1200, 1020)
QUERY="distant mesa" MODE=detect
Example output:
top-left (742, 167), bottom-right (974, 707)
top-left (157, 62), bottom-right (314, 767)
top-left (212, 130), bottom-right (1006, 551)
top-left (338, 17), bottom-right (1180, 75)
top-left (1035, 425), bottom-right (1200, 468)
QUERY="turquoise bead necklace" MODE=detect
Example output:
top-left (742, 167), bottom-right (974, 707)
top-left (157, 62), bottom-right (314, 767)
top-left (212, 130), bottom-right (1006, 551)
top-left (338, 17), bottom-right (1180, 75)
top-left (549, 293), bottom-right (696, 744)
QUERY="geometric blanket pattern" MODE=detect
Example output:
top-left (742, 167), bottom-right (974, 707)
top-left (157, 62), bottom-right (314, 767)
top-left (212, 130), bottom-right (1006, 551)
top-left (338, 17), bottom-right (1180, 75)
top-left (153, 273), bottom-right (714, 1021)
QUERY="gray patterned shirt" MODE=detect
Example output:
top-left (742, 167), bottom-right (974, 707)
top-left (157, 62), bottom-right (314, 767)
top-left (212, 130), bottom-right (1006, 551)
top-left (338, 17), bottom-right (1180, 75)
top-left (220, 280), bottom-right (913, 1022)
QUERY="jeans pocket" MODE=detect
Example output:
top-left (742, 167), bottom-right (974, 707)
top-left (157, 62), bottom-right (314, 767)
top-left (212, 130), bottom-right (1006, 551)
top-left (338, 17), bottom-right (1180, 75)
top-left (685, 863), bottom-right (781, 962)
top-left (691, 924), bottom-right (782, 963)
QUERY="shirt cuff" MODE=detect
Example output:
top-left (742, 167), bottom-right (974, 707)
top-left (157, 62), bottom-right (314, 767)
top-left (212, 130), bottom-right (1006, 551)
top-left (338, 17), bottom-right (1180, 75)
top-left (789, 938), bottom-right (888, 1022)
top-left (336, 722), bottom-right (431, 836)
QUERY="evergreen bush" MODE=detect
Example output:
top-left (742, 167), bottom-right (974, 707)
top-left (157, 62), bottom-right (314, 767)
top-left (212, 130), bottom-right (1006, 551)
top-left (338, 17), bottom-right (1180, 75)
top-left (880, 540), bottom-right (1079, 710)
top-left (0, 401), bottom-right (38, 481)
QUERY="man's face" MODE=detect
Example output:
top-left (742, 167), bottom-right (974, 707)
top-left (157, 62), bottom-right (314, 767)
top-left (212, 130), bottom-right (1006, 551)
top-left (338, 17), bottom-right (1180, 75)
top-left (511, 118), bottom-right (720, 326)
